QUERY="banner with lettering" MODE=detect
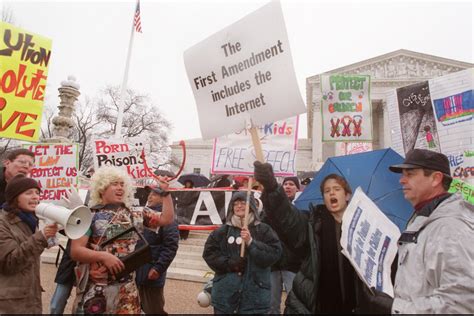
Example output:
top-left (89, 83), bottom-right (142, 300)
top-left (321, 74), bottom-right (372, 142)
top-left (387, 69), bottom-right (473, 184)
top-left (0, 22), bottom-right (52, 142)
top-left (183, 1), bottom-right (305, 139)
top-left (212, 116), bottom-right (298, 176)
top-left (92, 138), bottom-right (151, 187)
top-left (449, 178), bottom-right (474, 205)
top-left (341, 187), bottom-right (400, 297)
top-left (23, 143), bottom-right (79, 202)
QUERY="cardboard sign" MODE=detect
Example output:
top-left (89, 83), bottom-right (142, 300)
top-left (0, 22), bottom-right (52, 142)
top-left (92, 138), bottom-right (150, 187)
top-left (24, 143), bottom-right (79, 202)
top-left (388, 69), bottom-right (474, 184)
top-left (184, 1), bottom-right (305, 139)
top-left (212, 116), bottom-right (298, 176)
top-left (341, 187), bottom-right (400, 297)
top-left (321, 74), bottom-right (372, 142)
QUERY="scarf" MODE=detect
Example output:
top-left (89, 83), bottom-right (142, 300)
top-left (230, 212), bottom-right (255, 228)
top-left (3, 203), bottom-right (38, 234)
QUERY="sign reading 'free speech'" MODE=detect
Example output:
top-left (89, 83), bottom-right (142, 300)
top-left (184, 1), bottom-right (305, 139)
top-left (212, 116), bottom-right (299, 176)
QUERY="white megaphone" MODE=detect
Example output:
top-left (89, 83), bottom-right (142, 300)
top-left (36, 203), bottom-right (93, 242)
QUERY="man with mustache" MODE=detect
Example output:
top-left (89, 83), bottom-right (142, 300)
top-left (365, 149), bottom-right (474, 314)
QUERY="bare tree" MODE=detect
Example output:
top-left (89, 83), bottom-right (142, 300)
top-left (40, 103), bottom-right (57, 140)
top-left (1, 4), bottom-right (15, 24)
top-left (95, 86), bottom-right (173, 169)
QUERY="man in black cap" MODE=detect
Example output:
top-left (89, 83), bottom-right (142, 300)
top-left (364, 149), bottom-right (474, 314)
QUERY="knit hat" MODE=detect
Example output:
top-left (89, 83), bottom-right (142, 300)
top-left (283, 176), bottom-right (300, 190)
top-left (5, 174), bottom-right (41, 204)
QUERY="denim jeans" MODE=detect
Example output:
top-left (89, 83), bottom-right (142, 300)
top-left (268, 270), bottom-right (296, 314)
top-left (50, 282), bottom-right (73, 314)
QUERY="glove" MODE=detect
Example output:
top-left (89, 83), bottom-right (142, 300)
top-left (228, 257), bottom-right (247, 273)
top-left (54, 187), bottom-right (84, 209)
top-left (253, 161), bottom-right (278, 192)
top-left (362, 286), bottom-right (394, 314)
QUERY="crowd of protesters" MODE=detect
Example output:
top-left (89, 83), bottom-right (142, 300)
top-left (0, 147), bottom-right (473, 314)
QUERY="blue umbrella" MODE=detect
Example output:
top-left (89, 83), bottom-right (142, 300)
top-left (294, 148), bottom-right (412, 231)
top-left (178, 173), bottom-right (211, 188)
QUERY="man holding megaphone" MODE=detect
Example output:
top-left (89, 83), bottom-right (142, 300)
top-left (0, 175), bottom-right (59, 314)
top-left (70, 166), bottom-right (174, 314)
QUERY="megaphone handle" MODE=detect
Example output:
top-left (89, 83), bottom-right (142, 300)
top-left (45, 219), bottom-right (59, 248)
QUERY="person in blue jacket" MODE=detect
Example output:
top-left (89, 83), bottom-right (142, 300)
top-left (135, 185), bottom-right (179, 314)
top-left (203, 191), bottom-right (282, 314)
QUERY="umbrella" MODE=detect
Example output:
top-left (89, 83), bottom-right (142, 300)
top-left (178, 173), bottom-right (211, 188)
top-left (294, 148), bottom-right (413, 231)
top-left (154, 169), bottom-right (175, 177)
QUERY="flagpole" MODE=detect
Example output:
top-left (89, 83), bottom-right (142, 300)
top-left (115, 1), bottom-right (137, 139)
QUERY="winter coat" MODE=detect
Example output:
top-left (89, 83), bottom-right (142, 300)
top-left (0, 209), bottom-right (48, 314)
top-left (0, 167), bottom-right (6, 206)
top-left (393, 193), bottom-right (474, 314)
top-left (202, 192), bottom-right (282, 314)
top-left (135, 205), bottom-right (179, 288)
top-left (261, 186), bottom-right (368, 314)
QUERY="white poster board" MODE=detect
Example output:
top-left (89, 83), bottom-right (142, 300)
top-left (184, 1), bottom-right (305, 139)
top-left (388, 69), bottom-right (474, 184)
top-left (341, 187), bottom-right (400, 297)
top-left (321, 74), bottom-right (372, 142)
top-left (92, 138), bottom-right (150, 187)
top-left (24, 143), bottom-right (79, 202)
top-left (212, 116), bottom-right (299, 176)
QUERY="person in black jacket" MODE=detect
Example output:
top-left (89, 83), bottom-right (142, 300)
top-left (0, 149), bottom-right (35, 205)
top-left (50, 239), bottom-right (76, 314)
top-left (135, 186), bottom-right (179, 314)
top-left (254, 162), bottom-right (368, 314)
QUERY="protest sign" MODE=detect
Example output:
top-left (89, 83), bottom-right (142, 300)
top-left (388, 69), bottom-right (474, 184)
top-left (92, 138), bottom-right (150, 187)
top-left (449, 178), bottom-right (474, 205)
top-left (212, 116), bottom-right (298, 176)
top-left (321, 74), bottom-right (372, 142)
top-left (341, 187), bottom-right (400, 297)
top-left (0, 22), bottom-right (52, 142)
top-left (24, 143), bottom-right (79, 202)
top-left (336, 142), bottom-right (373, 156)
top-left (183, 1), bottom-right (305, 139)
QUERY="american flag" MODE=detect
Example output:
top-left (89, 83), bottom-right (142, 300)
top-left (134, 0), bottom-right (142, 33)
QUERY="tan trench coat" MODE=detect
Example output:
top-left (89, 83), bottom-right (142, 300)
top-left (0, 209), bottom-right (48, 314)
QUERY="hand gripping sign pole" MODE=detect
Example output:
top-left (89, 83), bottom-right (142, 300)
top-left (240, 118), bottom-right (265, 257)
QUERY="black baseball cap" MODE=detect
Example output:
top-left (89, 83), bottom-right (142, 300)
top-left (389, 149), bottom-right (451, 176)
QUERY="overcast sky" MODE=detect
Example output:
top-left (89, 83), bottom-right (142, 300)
top-left (3, 0), bottom-right (473, 142)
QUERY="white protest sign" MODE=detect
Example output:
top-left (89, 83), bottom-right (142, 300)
top-left (341, 187), bottom-right (400, 297)
top-left (321, 74), bottom-right (372, 142)
top-left (92, 138), bottom-right (150, 187)
top-left (212, 116), bottom-right (298, 176)
top-left (183, 1), bottom-right (305, 139)
top-left (24, 143), bottom-right (79, 202)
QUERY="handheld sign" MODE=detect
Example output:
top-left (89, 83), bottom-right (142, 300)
top-left (24, 143), bottom-right (79, 202)
top-left (0, 22), bottom-right (52, 142)
top-left (341, 187), bottom-right (400, 297)
top-left (184, 1), bottom-right (305, 139)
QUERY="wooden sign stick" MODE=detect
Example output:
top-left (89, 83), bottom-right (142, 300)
top-left (240, 124), bottom-right (265, 257)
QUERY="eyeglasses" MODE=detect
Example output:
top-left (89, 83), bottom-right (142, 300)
top-left (14, 159), bottom-right (34, 167)
top-left (233, 201), bottom-right (247, 206)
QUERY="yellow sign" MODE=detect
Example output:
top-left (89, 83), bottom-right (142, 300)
top-left (0, 22), bottom-right (52, 141)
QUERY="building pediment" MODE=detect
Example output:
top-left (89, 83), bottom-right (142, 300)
top-left (307, 49), bottom-right (473, 83)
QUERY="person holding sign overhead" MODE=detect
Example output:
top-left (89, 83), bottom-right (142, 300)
top-left (202, 191), bottom-right (281, 314)
top-left (254, 162), bottom-right (370, 314)
top-left (363, 149), bottom-right (474, 314)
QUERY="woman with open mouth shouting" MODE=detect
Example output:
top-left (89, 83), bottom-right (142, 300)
top-left (254, 162), bottom-right (371, 314)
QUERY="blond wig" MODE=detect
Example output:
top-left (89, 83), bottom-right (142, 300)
top-left (89, 166), bottom-right (135, 207)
